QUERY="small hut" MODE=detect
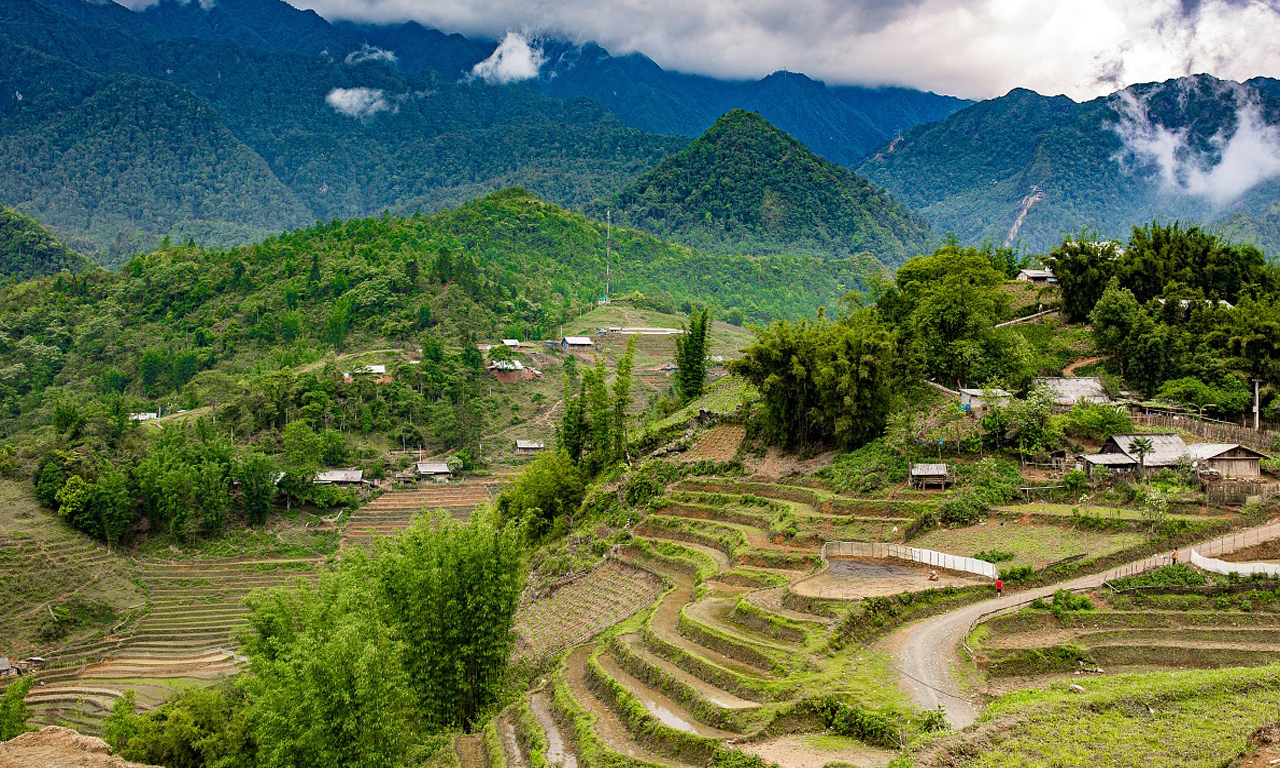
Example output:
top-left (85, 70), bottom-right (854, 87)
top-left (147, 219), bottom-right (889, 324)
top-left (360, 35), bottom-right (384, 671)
top-left (516, 440), bottom-right (546, 455)
top-left (415, 462), bottom-right (453, 483)
top-left (910, 463), bottom-right (954, 490)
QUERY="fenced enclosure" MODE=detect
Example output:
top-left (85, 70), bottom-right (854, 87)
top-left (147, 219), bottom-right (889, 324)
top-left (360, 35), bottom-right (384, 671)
top-left (1188, 548), bottom-right (1280, 578)
top-left (1130, 412), bottom-right (1278, 454)
top-left (821, 541), bottom-right (998, 580)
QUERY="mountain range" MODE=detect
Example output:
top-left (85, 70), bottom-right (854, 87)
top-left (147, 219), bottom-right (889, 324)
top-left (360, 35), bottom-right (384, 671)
top-left (6, 0), bottom-right (1280, 266)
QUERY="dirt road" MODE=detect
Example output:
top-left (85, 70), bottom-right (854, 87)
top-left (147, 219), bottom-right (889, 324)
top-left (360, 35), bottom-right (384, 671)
top-left (883, 518), bottom-right (1280, 730)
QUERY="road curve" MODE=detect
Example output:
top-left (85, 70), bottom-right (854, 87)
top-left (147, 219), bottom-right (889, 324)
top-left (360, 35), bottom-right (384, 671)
top-left (880, 518), bottom-right (1280, 730)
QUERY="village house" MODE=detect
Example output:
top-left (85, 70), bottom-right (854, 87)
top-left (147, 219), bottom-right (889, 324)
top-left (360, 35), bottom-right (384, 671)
top-left (959, 387), bottom-right (1011, 413)
top-left (343, 364), bottom-right (392, 384)
top-left (516, 440), bottom-right (546, 455)
top-left (415, 462), bottom-right (453, 483)
top-left (313, 469), bottom-right (368, 486)
top-left (909, 463), bottom-right (954, 490)
top-left (129, 412), bottom-right (159, 422)
top-left (0, 657), bottom-right (16, 678)
top-left (1084, 434), bottom-right (1268, 478)
top-left (1034, 377), bottom-right (1113, 407)
top-left (502, 339), bottom-right (522, 349)
top-left (1016, 268), bottom-right (1057, 284)
top-left (562, 336), bottom-right (594, 349)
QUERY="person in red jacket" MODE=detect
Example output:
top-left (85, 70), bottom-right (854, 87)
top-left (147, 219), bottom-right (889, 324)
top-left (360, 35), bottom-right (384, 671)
top-left (996, 578), bottom-right (1003, 597)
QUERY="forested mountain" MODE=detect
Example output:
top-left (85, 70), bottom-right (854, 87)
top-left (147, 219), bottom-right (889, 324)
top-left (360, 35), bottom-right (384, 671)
top-left (0, 0), bottom-right (684, 263)
top-left (857, 74), bottom-right (1280, 254)
top-left (592, 110), bottom-right (934, 263)
top-left (0, 205), bottom-right (92, 282)
top-left (0, 188), bottom-right (873, 430)
top-left (0, 0), bottom-right (969, 265)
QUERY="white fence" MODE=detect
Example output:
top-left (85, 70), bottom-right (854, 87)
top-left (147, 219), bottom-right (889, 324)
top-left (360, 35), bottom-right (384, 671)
top-left (1188, 548), bottom-right (1280, 578)
top-left (821, 541), bottom-right (999, 580)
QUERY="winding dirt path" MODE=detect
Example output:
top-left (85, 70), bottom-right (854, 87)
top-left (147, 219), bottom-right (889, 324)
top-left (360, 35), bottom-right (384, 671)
top-left (1062, 355), bottom-right (1106, 377)
top-left (883, 517), bottom-right (1280, 730)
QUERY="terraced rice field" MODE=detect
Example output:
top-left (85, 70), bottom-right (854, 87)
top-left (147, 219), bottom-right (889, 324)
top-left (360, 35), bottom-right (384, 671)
top-left (341, 482), bottom-right (495, 547)
top-left (677, 424), bottom-right (745, 463)
top-left (514, 560), bottom-right (665, 661)
top-left (21, 556), bottom-right (325, 734)
top-left (461, 484), bottom-right (922, 768)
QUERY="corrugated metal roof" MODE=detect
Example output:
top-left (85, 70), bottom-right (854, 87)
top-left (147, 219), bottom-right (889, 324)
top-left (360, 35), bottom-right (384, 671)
top-left (490, 359), bottom-right (524, 371)
top-left (516, 440), bottom-right (545, 449)
top-left (1105, 434), bottom-right (1190, 466)
top-left (416, 462), bottom-right (451, 474)
top-left (502, 339), bottom-right (521, 346)
top-left (1035, 377), bottom-right (1112, 405)
top-left (911, 463), bottom-right (949, 476)
top-left (1084, 453), bottom-right (1136, 466)
top-left (563, 336), bottom-right (594, 346)
top-left (1188, 443), bottom-right (1267, 460)
top-left (959, 388), bottom-right (1011, 397)
top-left (315, 470), bottom-right (364, 483)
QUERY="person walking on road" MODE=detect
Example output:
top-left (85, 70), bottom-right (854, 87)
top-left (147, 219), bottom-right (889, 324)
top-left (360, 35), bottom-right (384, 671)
top-left (995, 578), bottom-right (1003, 597)
top-left (1171, 549), bottom-right (1178, 566)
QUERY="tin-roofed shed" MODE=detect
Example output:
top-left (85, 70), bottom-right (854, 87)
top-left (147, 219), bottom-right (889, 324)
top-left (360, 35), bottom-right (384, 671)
top-left (910, 463), bottom-right (954, 490)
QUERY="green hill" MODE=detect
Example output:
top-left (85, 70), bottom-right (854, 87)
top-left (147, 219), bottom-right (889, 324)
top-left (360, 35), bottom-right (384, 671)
top-left (0, 188), bottom-right (876, 429)
top-left (591, 110), bottom-right (935, 264)
top-left (0, 205), bottom-right (92, 282)
top-left (856, 75), bottom-right (1280, 253)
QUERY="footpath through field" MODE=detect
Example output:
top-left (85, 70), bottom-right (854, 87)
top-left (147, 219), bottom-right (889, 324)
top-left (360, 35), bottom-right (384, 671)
top-left (884, 517), bottom-right (1280, 730)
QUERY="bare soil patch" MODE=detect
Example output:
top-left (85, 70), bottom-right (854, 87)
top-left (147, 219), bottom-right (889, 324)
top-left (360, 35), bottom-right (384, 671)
top-left (792, 557), bottom-right (988, 600)
top-left (738, 734), bottom-right (893, 768)
top-left (0, 726), bottom-right (160, 768)
top-left (677, 424), bottom-right (745, 463)
top-left (1236, 722), bottom-right (1280, 768)
top-left (745, 447), bottom-right (837, 481)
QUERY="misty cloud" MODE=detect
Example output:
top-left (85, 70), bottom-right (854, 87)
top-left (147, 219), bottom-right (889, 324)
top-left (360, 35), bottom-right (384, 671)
top-left (286, 0), bottom-right (1280, 99)
top-left (345, 44), bottom-right (398, 65)
top-left (470, 31), bottom-right (545, 84)
top-left (325, 86), bottom-right (391, 118)
top-left (1111, 84), bottom-right (1280, 206)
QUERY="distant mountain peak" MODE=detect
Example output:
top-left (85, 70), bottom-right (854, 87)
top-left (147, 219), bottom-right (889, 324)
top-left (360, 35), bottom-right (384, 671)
top-left (593, 111), bottom-right (933, 264)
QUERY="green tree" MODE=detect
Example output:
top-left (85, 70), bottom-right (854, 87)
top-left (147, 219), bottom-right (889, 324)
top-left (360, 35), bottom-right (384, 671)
top-left (235, 451), bottom-right (278, 526)
top-left (497, 450), bottom-right (586, 538)
top-left (612, 337), bottom-right (636, 462)
top-left (1045, 237), bottom-right (1119, 322)
top-left (0, 676), bottom-right (34, 740)
top-left (674, 308), bottom-right (710, 402)
top-left (1130, 436), bottom-right (1154, 479)
top-left (373, 517), bottom-right (526, 730)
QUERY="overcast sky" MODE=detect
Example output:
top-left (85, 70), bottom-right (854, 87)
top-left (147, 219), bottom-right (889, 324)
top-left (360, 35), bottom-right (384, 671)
top-left (280, 0), bottom-right (1280, 99)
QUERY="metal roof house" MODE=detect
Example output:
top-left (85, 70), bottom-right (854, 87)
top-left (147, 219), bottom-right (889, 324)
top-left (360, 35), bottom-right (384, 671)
top-left (489, 359), bottom-right (525, 372)
top-left (959, 387), bottom-right (1012, 412)
top-left (562, 336), bottom-right (594, 347)
top-left (1086, 434), bottom-right (1268, 478)
top-left (910, 463), bottom-right (954, 490)
top-left (1188, 443), bottom-right (1267, 478)
top-left (516, 440), bottom-right (546, 454)
top-left (1017, 268), bottom-right (1057, 284)
top-left (343, 364), bottom-right (392, 383)
top-left (1034, 377), bottom-right (1113, 406)
top-left (415, 462), bottom-right (452, 483)
top-left (314, 469), bottom-right (367, 485)
top-left (502, 339), bottom-right (522, 348)
top-left (0, 657), bottom-right (14, 678)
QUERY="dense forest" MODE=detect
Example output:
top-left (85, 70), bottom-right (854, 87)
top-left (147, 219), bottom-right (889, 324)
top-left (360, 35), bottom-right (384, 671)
top-left (594, 110), bottom-right (935, 264)
top-left (0, 206), bottom-right (92, 282)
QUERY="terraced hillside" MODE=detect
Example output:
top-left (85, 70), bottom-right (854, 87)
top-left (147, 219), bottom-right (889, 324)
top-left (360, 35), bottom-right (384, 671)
top-left (462, 480), bottom-right (981, 768)
top-left (23, 556), bottom-right (326, 735)
top-left (342, 482), bottom-right (496, 547)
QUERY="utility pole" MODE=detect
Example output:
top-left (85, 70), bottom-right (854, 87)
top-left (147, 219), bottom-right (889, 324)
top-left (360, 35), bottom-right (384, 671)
top-left (605, 209), bottom-right (611, 300)
top-left (1255, 379), bottom-right (1262, 430)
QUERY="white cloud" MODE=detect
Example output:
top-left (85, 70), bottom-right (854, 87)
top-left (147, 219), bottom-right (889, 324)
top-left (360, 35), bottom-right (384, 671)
top-left (1111, 81), bottom-right (1280, 206)
top-left (285, 0), bottom-right (1280, 99)
top-left (470, 31), bottom-right (545, 84)
top-left (345, 44), bottom-right (398, 65)
top-left (325, 86), bottom-right (392, 118)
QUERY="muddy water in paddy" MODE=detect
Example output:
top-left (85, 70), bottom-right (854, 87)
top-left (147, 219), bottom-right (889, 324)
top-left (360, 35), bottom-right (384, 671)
top-left (596, 653), bottom-right (737, 738)
top-left (529, 691), bottom-right (578, 768)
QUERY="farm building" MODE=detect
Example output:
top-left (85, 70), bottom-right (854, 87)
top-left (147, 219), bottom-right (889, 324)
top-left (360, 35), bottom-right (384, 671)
top-left (129, 412), bottom-right (159, 421)
top-left (502, 339), bottom-right (522, 348)
top-left (415, 462), bottom-right (453, 482)
top-left (343, 364), bottom-right (392, 384)
top-left (489, 359), bottom-right (525, 372)
top-left (314, 469), bottom-right (368, 486)
top-left (1017, 268), bottom-right (1057, 283)
top-left (1034, 377), bottom-right (1113, 406)
top-left (0, 657), bottom-right (14, 678)
top-left (910, 463), bottom-right (954, 490)
top-left (516, 440), bottom-right (546, 454)
top-left (959, 387), bottom-right (1011, 412)
top-left (1189, 444), bottom-right (1267, 478)
top-left (562, 336), bottom-right (594, 348)
top-left (1085, 434), bottom-right (1268, 478)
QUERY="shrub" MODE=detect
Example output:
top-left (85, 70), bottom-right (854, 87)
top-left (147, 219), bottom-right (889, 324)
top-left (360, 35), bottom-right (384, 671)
top-left (974, 550), bottom-right (1015, 563)
top-left (810, 696), bottom-right (899, 749)
top-left (939, 493), bottom-right (987, 526)
top-left (816, 439), bottom-right (909, 494)
top-left (1001, 564), bottom-right (1034, 582)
